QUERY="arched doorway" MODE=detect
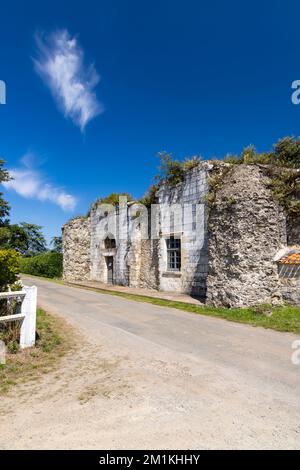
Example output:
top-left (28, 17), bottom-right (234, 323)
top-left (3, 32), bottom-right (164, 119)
top-left (104, 236), bottom-right (116, 249)
top-left (103, 235), bottom-right (116, 284)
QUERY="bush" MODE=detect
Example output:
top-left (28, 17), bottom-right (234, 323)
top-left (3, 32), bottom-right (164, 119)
top-left (223, 137), bottom-right (300, 168)
top-left (20, 252), bottom-right (63, 278)
top-left (155, 151), bottom-right (185, 186)
top-left (139, 184), bottom-right (159, 207)
top-left (182, 155), bottom-right (202, 171)
top-left (274, 136), bottom-right (300, 168)
top-left (0, 249), bottom-right (20, 292)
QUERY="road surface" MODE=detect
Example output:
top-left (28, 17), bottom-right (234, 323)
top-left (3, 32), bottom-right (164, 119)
top-left (0, 276), bottom-right (300, 449)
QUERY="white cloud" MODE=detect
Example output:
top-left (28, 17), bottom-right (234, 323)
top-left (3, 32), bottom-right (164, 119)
top-left (34, 29), bottom-right (103, 131)
top-left (3, 162), bottom-right (77, 212)
top-left (21, 151), bottom-right (45, 169)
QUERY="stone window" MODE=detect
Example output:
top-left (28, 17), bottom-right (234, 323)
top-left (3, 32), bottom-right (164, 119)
top-left (104, 236), bottom-right (116, 249)
top-left (166, 236), bottom-right (181, 271)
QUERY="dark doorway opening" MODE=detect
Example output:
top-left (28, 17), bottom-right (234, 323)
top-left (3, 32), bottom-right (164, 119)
top-left (106, 256), bottom-right (114, 284)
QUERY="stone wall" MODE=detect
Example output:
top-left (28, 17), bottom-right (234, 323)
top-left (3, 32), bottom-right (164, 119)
top-left (280, 278), bottom-right (300, 305)
top-left (287, 215), bottom-right (300, 245)
top-left (90, 203), bottom-right (130, 285)
top-left (89, 200), bottom-right (159, 288)
top-left (278, 264), bottom-right (300, 305)
top-left (122, 210), bottom-right (160, 290)
top-left (62, 162), bottom-right (299, 307)
top-left (157, 163), bottom-right (210, 298)
top-left (206, 164), bottom-right (287, 307)
top-left (83, 164), bottom-right (210, 296)
top-left (62, 217), bottom-right (91, 281)
top-left (139, 239), bottom-right (160, 289)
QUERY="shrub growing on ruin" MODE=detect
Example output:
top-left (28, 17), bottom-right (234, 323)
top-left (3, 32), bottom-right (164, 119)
top-left (154, 151), bottom-right (185, 186)
top-left (139, 184), bottom-right (159, 207)
top-left (273, 136), bottom-right (300, 168)
top-left (182, 155), bottom-right (202, 171)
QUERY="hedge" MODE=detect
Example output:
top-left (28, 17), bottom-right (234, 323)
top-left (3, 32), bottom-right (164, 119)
top-left (20, 252), bottom-right (63, 278)
top-left (0, 249), bottom-right (20, 291)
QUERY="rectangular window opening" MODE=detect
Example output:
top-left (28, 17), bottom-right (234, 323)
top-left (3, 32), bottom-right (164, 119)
top-left (166, 236), bottom-right (181, 271)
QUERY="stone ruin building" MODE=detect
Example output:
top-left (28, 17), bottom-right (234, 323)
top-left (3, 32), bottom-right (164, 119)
top-left (62, 162), bottom-right (300, 307)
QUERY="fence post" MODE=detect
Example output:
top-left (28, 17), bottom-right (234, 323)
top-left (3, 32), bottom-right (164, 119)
top-left (19, 286), bottom-right (37, 349)
top-left (0, 340), bottom-right (5, 364)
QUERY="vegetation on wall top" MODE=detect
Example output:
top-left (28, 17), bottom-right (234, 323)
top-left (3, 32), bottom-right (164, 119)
top-left (224, 136), bottom-right (300, 168)
top-left (87, 192), bottom-right (133, 216)
top-left (139, 184), bottom-right (159, 207)
top-left (265, 167), bottom-right (300, 216)
top-left (70, 136), bottom-right (300, 224)
top-left (153, 151), bottom-right (202, 187)
top-left (94, 192), bottom-right (133, 206)
top-left (137, 153), bottom-right (202, 207)
top-left (222, 136), bottom-right (300, 216)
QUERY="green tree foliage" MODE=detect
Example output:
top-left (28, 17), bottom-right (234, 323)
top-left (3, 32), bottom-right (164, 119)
top-left (223, 136), bottom-right (300, 168)
top-left (154, 151), bottom-right (185, 186)
top-left (51, 236), bottom-right (62, 253)
top-left (0, 159), bottom-right (11, 226)
top-left (139, 184), bottom-right (159, 207)
top-left (20, 252), bottom-right (63, 278)
top-left (0, 224), bottom-right (28, 253)
top-left (267, 169), bottom-right (300, 215)
top-left (273, 136), bottom-right (300, 168)
top-left (153, 152), bottom-right (202, 189)
top-left (88, 192), bottom-right (133, 215)
top-left (220, 137), bottom-right (300, 216)
top-left (19, 222), bottom-right (47, 257)
top-left (0, 223), bottom-right (48, 256)
top-left (0, 249), bottom-right (20, 291)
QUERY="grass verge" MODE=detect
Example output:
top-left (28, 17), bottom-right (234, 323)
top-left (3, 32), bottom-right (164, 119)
top-left (22, 273), bottom-right (300, 334)
top-left (0, 307), bottom-right (73, 395)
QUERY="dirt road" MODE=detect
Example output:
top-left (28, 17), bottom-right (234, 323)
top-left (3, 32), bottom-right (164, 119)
top-left (0, 276), bottom-right (300, 449)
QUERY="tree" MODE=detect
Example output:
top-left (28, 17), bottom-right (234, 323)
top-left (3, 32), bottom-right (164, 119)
top-left (0, 249), bottom-right (20, 291)
top-left (0, 159), bottom-right (11, 226)
top-left (0, 224), bottom-right (28, 253)
top-left (51, 236), bottom-right (62, 253)
top-left (19, 222), bottom-right (47, 257)
top-left (0, 160), bottom-right (49, 256)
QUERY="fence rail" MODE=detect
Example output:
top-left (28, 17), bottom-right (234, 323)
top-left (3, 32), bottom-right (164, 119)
top-left (0, 286), bottom-right (37, 349)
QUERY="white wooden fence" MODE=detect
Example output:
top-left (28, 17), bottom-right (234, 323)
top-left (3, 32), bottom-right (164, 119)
top-left (0, 286), bottom-right (37, 349)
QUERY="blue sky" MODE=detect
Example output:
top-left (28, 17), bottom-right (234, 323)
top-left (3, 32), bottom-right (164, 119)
top-left (1, 0), bottom-right (300, 243)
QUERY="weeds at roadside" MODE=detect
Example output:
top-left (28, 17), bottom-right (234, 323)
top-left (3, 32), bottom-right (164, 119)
top-left (0, 308), bottom-right (74, 395)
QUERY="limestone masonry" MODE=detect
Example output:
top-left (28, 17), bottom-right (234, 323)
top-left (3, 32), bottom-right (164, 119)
top-left (62, 162), bottom-right (300, 307)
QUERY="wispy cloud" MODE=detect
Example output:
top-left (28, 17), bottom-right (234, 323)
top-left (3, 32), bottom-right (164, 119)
top-left (33, 29), bottom-right (103, 131)
top-left (3, 154), bottom-right (77, 212)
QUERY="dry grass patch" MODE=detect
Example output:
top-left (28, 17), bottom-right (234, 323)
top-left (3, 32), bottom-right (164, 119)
top-left (0, 308), bottom-right (74, 395)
